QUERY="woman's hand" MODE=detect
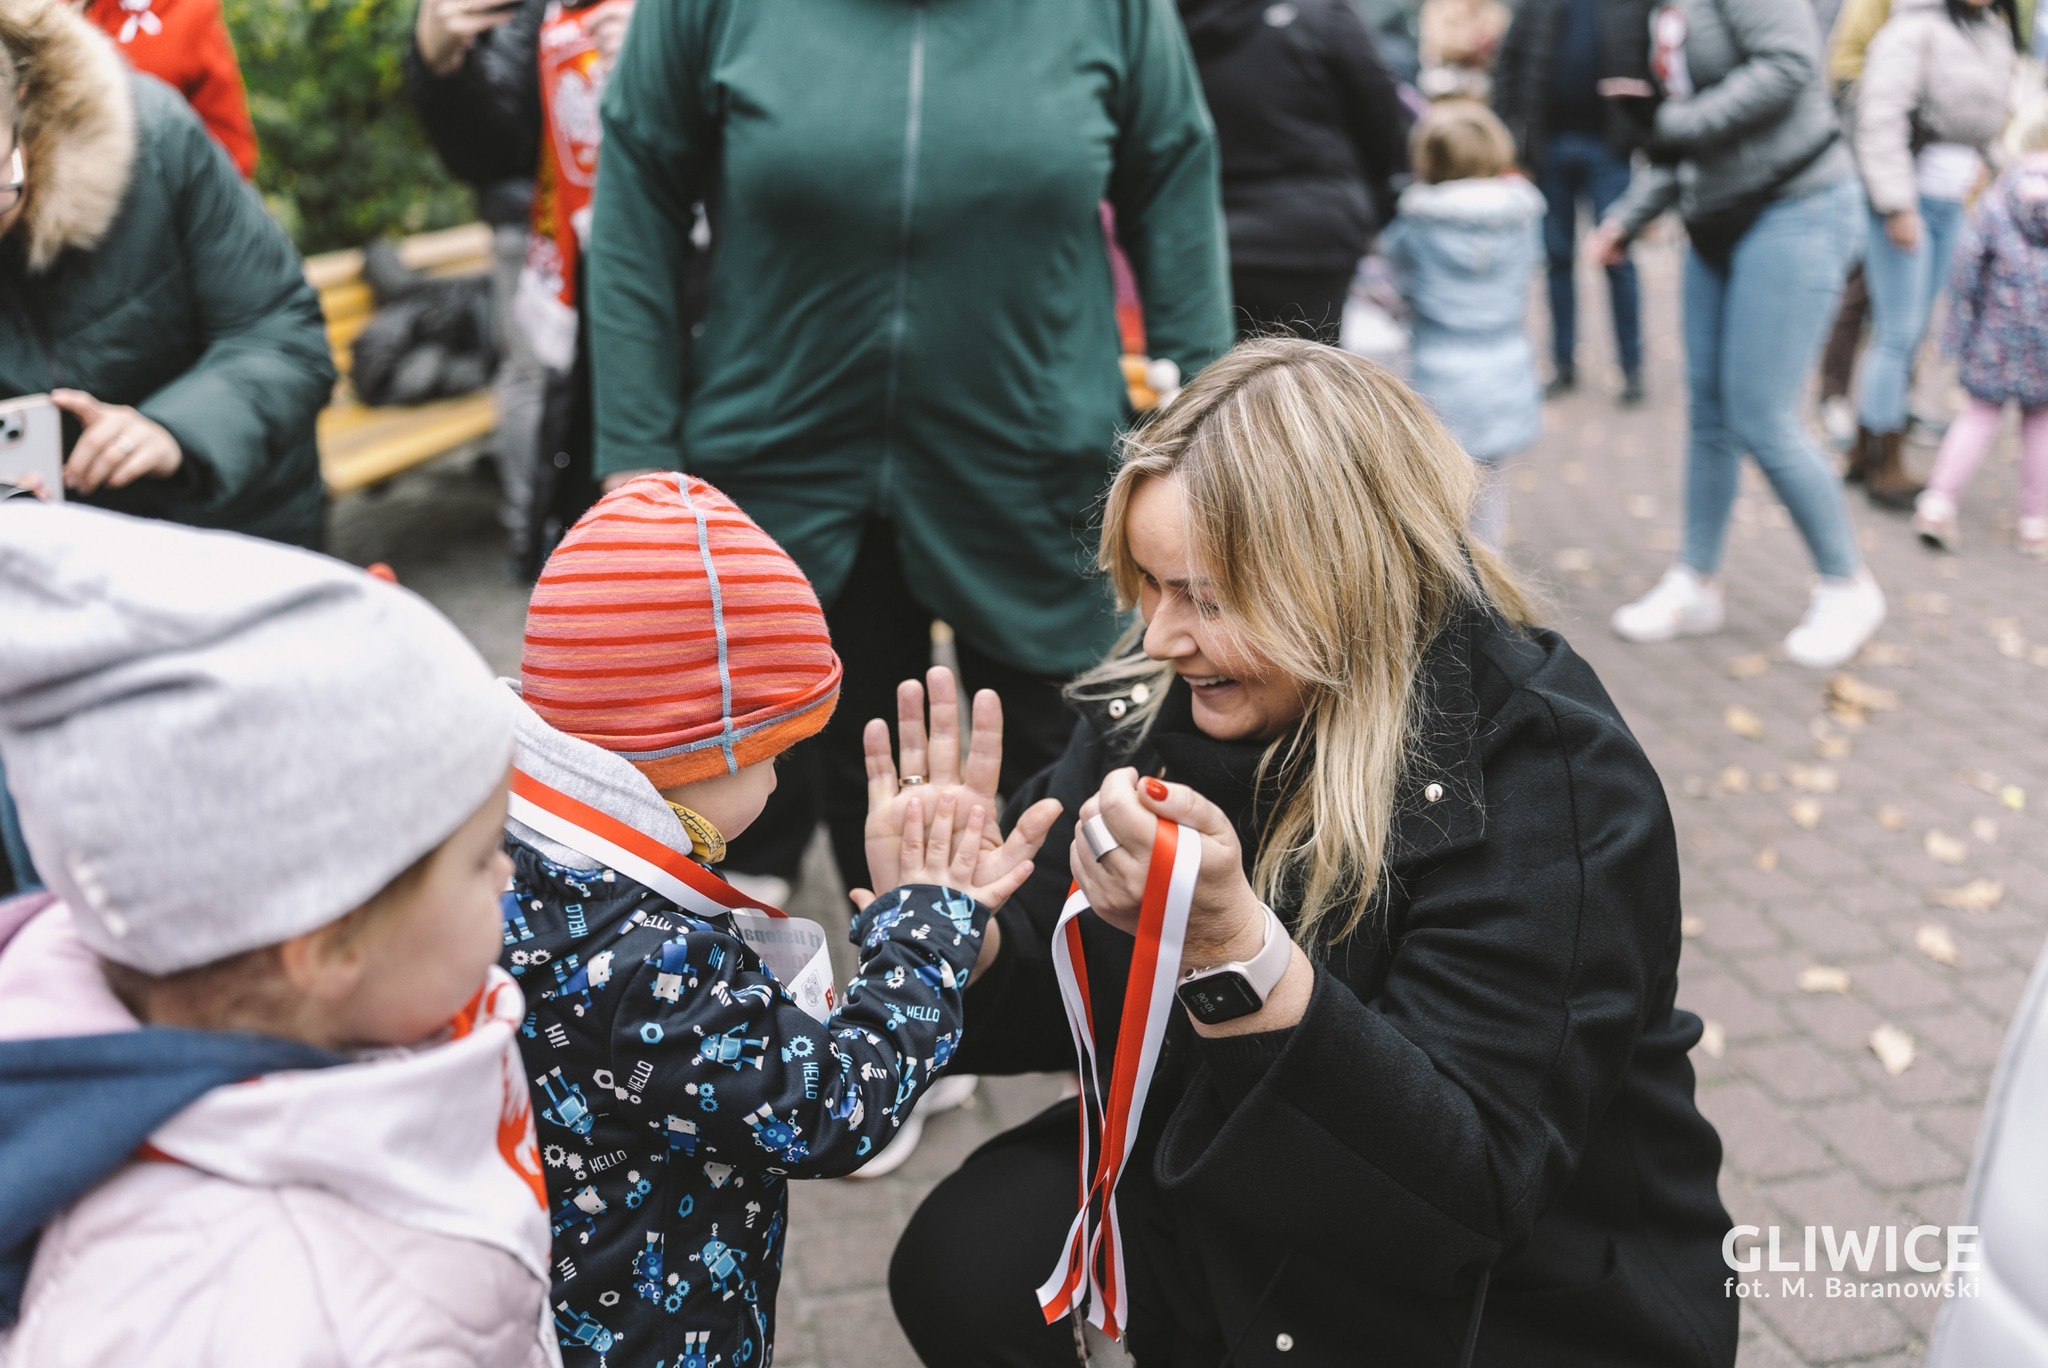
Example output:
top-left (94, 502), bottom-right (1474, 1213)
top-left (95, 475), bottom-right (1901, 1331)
top-left (50, 391), bottom-right (182, 494)
top-left (416, 0), bottom-right (519, 76)
top-left (1070, 770), bottom-right (1266, 970)
top-left (1584, 221), bottom-right (1628, 269)
top-left (1885, 209), bottom-right (1923, 252)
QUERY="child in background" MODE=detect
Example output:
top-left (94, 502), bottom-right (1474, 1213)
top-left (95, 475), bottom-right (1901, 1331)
top-left (0, 504), bottom-right (557, 1366)
top-left (1914, 109), bottom-right (2048, 558)
top-left (504, 474), bottom-right (1059, 1366)
top-left (1381, 99), bottom-right (1545, 549)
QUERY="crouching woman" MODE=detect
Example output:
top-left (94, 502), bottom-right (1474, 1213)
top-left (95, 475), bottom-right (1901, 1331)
top-left (887, 339), bottom-right (1738, 1367)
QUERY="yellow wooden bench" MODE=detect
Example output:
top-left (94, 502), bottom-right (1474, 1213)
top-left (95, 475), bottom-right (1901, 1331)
top-left (306, 222), bottom-right (500, 497)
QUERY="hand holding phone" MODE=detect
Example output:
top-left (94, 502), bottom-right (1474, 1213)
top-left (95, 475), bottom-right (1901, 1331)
top-left (0, 395), bottom-right (64, 502)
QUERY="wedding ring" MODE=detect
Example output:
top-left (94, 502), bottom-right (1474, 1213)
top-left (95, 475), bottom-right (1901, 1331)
top-left (899, 775), bottom-right (926, 787)
top-left (1081, 815), bottom-right (1120, 861)
top-left (117, 437), bottom-right (136, 456)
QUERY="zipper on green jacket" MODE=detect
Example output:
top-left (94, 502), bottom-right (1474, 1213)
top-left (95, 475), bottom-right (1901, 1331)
top-left (877, 2), bottom-right (927, 513)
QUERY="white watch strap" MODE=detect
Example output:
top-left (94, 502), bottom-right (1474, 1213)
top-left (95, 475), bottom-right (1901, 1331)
top-left (1183, 903), bottom-right (1293, 1002)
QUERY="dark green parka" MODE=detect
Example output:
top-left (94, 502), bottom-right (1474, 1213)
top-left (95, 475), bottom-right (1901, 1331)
top-left (0, 3), bottom-right (333, 547)
top-left (588, 0), bottom-right (1234, 675)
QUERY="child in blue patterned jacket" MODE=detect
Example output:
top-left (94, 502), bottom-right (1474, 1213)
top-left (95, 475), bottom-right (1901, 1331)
top-left (503, 475), bottom-right (1060, 1366)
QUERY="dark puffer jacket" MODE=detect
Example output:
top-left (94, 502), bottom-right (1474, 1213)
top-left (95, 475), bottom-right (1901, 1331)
top-left (1491, 0), bottom-right (1658, 166)
top-left (960, 607), bottom-right (1738, 1366)
top-left (1179, 0), bottom-right (1410, 272)
top-left (0, 3), bottom-right (332, 546)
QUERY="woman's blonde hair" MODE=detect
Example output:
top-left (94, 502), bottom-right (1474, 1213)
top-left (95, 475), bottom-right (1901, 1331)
top-left (1412, 98), bottom-right (1518, 184)
top-left (1078, 340), bottom-right (1534, 948)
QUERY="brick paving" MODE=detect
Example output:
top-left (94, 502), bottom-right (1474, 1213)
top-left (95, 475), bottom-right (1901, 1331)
top-left (333, 233), bottom-right (2047, 1367)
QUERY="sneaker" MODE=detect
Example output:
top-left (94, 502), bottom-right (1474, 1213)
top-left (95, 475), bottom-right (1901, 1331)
top-left (1912, 492), bottom-right (1959, 552)
top-left (1611, 566), bottom-right (1726, 643)
top-left (724, 872), bottom-right (792, 908)
top-left (1783, 570), bottom-right (1886, 670)
top-left (1545, 368), bottom-right (1577, 400)
top-left (842, 1074), bottom-right (978, 1180)
top-left (2020, 516), bottom-right (2048, 559)
top-left (1619, 372), bottom-right (1646, 407)
top-left (1820, 397), bottom-right (1857, 453)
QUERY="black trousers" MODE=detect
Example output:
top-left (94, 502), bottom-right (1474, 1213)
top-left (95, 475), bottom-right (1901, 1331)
top-left (723, 520), bottom-right (1079, 893)
top-left (1230, 266), bottom-right (1355, 345)
top-left (889, 1101), bottom-right (1231, 1368)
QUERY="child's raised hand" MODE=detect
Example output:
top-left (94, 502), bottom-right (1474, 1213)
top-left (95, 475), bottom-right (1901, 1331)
top-left (851, 790), bottom-right (1043, 914)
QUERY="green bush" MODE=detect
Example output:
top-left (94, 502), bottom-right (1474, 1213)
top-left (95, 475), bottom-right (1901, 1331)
top-left (224, 0), bottom-right (474, 255)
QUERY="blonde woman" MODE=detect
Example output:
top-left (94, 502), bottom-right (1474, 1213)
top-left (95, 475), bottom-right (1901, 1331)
top-left (869, 340), bottom-right (1735, 1366)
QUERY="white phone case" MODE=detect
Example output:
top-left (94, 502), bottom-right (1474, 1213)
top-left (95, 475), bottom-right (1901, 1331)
top-left (0, 394), bottom-right (64, 501)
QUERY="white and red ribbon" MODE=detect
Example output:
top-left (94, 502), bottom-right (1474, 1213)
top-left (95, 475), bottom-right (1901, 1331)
top-left (506, 768), bottom-right (836, 1022)
top-left (1036, 818), bottom-right (1199, 1340)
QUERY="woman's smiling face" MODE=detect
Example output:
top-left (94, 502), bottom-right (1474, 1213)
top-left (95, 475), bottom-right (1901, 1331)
top-left (1126, 475), bottom-right (1308, 743)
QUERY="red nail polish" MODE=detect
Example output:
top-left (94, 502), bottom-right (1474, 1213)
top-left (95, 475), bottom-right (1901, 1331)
top-left (1144, 777), bottom-right (1168, 801)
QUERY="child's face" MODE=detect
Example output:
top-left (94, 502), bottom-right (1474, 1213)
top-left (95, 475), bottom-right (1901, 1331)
top-left (322, 780), bottom-right (513, 1048)
top-left (660, 756), bottom-right (778, 842)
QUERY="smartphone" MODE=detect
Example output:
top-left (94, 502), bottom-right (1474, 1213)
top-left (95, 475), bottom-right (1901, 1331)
top-left (0, 394), bottom-right (63, 501)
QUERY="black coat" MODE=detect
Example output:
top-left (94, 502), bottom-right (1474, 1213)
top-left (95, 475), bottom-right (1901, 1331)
top-left (1178, 0), bottom-right (1410, 273)
top-left (401, 0), bottom-right (546, 208)
top-left (1492, 0), bottom-right (1658, 167)
top-left (960, 609), bottom-right (1737, 1367)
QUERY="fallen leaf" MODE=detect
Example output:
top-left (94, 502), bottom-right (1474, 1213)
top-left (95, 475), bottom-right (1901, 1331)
top-left (1757, 772), bottom-right (1783, 794)
top-left (1929, 879), bottom-right (2004, 912)
top-left (1798, 965), bottom-right (1852, 993)
top-left (1727, 653), bottom-right (1769, 680)
top-left (1681, 915), bottom-right (1704, 938)
top-left (1827, 675), bottom-right (1900, 715)
top-left (1697, 1019), bottom-right (1726, 1059)
top-left (1905, 592), bottom-right (1950, 616)
top-left (1553, 547), bottom-right (1595, 574)
top-left (1971, 817), bottom-right (1999, 844)
top-left (1718, 765), bottom-right (1751, 794)
top-left (1857, 640), bottom-right (1914, 667)
top-left (1789, 798), bottom-right (1824, 830)
top-left (1877, 806), bottom-right (1909, 831)
top-left (1915, 924), bottom-right (1959, 967)
top-left (1724, 705), bottom-right (1765, 740)
top-left (1870, 1024), bottom-right (1917, 1076)
top-left (1754, 847), bottom-right (1778, 872)
top-left (1787, 765), bottom-right (1841, 795)
top-left (1814, 735), bottom-right (1854, 761)
top-left (1957, 768), bottom-right (2001, 795)
top-left (1924, 830), bottom-right (1970, 865)
top-left (1627, 495), bottom-right (1657, 520)
top-left (2001, 785), bottom-right (2026, 812)
top-left (1996, 631), bottom-right (2028, 660)
top-left (1988, 616), bottom-right (2021, 636)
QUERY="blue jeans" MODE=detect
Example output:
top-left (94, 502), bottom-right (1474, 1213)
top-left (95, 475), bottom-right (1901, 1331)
top-left (1856, 195), bottom-right (1966, 434)
top-left (1682, 178), bottom-right (1865, 579)
top-left (1539, 131), bottom-right (1642, 378)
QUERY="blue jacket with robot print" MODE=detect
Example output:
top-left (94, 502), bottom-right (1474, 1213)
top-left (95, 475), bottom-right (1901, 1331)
top-left (500, 692), bottom-right (985, 1368)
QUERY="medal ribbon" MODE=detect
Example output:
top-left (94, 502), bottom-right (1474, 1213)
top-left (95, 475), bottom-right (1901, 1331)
top-left (1035, 818), bottom-right (1199, 1340)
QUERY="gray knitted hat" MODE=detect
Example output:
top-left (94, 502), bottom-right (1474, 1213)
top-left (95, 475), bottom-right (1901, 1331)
top-left (0, 503), bottom-right (512, 971)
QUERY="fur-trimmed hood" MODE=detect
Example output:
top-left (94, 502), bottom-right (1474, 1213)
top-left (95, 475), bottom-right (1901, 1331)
top-left (1, 0), bottom-right (137, 271)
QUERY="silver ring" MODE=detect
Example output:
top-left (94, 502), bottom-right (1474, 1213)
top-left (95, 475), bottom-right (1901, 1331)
top-left (1081, 815), bottom-right (1120, 861)
top-left (117, 437), bottom-right (136, 456)
top-left (899, 775), bottom-right (926, 787)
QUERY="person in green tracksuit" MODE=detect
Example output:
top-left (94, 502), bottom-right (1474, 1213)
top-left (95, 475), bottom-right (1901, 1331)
top-left (587, 0), bottom-right (1234, 894)
top-left (0, 0), bottom-right (334, 548)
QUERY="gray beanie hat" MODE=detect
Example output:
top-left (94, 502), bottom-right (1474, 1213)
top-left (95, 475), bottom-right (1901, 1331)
top-left (0, 503), bottom-right (513, 972)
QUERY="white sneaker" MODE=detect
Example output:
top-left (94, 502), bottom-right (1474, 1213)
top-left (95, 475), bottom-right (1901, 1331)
top-left (1912, 491), bottom-right (1959, 551)
top-left (1611, 566), bottom-right (1726, 643)
top-left (1783, 570), bottom-right (1886, 670)
top-left (842, 1073), bottom-right (978, 1180)
top-left (2019, 516), bottom-right (2048, 559)
top-left (723, 872), bottom-right (792, 908)
top-left (1820, 396), bottom-right (1857, 452)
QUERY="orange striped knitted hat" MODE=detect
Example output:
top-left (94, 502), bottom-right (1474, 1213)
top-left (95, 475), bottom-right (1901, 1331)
top-left (522, 474), bottom-right (842, 788)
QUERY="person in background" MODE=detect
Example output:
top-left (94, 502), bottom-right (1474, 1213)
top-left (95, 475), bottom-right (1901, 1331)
top-left (1178, 0), bottom-right (1408, 342)
top-left (1381, 100), bottom-right (1543, 548)
top-left (1848, 0), bottom-right (2017, 510)
top-left (1815, 0), bottom-right (1893, 455)
top-left (1417, 0), bottom-right (1509, 100)
top-left (1911, 109), bottom-right (2048, 555)
top-left (0, 0), bottom-right (334, 548)
top-left (79, 0), bottom-right (257, 177)
top-left (1494, 0), bottom-right (1653, 404)
top-left (1593, 0), bottom-right (1886, 670)
top-left (406, 0), bottom-right (553, 580)
top-left (586, 0), bottom-right (1234, 912)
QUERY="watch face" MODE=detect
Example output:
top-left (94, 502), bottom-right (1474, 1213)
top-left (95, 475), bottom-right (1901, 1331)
top-left (1176, 971), bottom-right (1264, 1025)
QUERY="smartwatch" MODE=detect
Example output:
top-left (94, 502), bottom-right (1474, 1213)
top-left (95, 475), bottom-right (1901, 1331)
top-left (1175, 904), bottom-right (1293, 1025)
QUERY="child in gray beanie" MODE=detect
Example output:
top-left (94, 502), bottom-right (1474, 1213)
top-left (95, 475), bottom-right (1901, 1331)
top-left (0, 503), bottom-right (563, 1366)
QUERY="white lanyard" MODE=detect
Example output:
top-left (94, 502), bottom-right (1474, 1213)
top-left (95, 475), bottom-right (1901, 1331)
top-left (1036, 819), bottom-right (1199, 1340)
top-left (506, 768), bottom-right (837, 1023)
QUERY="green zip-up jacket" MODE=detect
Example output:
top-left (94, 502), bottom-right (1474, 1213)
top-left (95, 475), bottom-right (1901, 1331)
top-left (588, 0), bottom-right (1234, 675)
